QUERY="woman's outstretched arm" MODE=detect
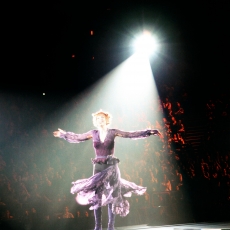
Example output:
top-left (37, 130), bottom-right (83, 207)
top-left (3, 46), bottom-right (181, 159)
top-left (53, 128), bottom-right (93, 143)
top-left (115, 129), bottom-right (161, 139)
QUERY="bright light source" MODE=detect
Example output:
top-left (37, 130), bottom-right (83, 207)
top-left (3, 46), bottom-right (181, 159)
top-left (134, 31), bottom-right (158, 56)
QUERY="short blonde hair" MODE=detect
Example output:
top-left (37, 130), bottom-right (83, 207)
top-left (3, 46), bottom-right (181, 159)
top-left (92, 109), bottom-right (112, 127)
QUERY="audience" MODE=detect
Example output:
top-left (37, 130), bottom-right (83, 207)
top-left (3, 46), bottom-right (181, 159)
top-left (0, 83), bottom-right (229, 228)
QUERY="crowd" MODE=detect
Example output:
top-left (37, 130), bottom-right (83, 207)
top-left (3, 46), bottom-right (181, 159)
top-left (0, 85), bottom-right (229, 229)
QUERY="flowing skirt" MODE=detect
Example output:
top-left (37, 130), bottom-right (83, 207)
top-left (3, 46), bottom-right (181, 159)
top-left (70, 163), bottom-right (146, 217)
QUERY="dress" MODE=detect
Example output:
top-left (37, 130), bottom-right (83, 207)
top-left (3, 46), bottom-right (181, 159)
top-left (60, 128), bottom-right (154, 217)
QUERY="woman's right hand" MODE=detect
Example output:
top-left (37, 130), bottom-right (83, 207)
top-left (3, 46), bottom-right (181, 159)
top-left (53, 128), bottom-right (66, 137)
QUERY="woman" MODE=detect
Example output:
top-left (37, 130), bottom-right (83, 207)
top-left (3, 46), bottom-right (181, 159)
top-left (53, 110), bottom-right (161, 230)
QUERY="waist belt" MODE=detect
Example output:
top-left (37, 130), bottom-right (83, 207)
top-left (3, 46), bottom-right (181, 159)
top-left (94, 155), bottom-right (120, 165)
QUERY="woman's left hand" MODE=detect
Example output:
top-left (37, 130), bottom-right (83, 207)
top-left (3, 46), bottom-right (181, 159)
top-left (151, 129), bottom-right (162, 137)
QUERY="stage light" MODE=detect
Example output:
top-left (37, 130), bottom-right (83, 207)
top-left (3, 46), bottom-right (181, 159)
top-left (133, 31), bottom-right (158, 56)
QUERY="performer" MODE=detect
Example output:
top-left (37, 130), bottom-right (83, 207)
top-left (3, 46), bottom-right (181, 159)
top-left (53, 110), bottom-right (161, 230)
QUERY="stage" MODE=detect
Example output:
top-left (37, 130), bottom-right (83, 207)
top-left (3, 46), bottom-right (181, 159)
top-left (1, 220), bottom-right (229, 230)
top-left (97, 222), bottom-right (230, 230)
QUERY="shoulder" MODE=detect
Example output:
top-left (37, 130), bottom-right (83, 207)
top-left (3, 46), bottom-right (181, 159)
top-left (90, 129), bottom-right (97, 132)
top-left (109, 129), bottom-right (123, 136)
top-left (106, 129), bottom-right (118, 136)
top-left (86, 129), bottom-right (97, 132)
top-left (81, 130), bottom-right (97, 139)
top-left (90, 130), bottom-right (98, 135)
top-left (108, 128), bottom-right (119, 133)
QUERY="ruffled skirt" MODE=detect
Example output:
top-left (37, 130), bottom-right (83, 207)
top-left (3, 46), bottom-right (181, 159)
top-left (70, 163), bottom-right (146, 217)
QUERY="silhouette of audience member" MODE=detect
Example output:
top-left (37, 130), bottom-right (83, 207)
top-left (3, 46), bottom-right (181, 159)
top-left (174, 102), bottom-right (184, 122)
top-left (161, 174), bottom-right (172, 192)
top-left (163, 98), bottom-right (172, 118)
top-left (62, 206), bottom-right (74, 219)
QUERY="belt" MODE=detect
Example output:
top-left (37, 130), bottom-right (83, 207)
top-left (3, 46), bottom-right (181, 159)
top-left (94, 155), bottom-right (120, 165)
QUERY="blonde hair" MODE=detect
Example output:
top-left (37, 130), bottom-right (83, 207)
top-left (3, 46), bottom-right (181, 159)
top-left (92, 109), bottom-right (112, 127)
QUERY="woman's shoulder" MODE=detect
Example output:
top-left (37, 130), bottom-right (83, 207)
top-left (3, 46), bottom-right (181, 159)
top-left (90, 129), bottom-right (98, 134)
top-left (108, 128), bottom-right (123, 135)
top-left (108, 128), bottom-right (119, 132)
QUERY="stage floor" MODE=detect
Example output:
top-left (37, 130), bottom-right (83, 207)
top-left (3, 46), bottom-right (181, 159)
top-left (1, 220), bottom-right (229, 230)
top-left (98, 222), bottom-right (230, 230)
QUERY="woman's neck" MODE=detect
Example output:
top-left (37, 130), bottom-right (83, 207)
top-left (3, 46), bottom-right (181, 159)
top-left (98, 126), bottom-right (108, 132)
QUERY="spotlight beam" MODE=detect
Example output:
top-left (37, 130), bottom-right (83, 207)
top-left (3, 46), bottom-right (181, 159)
top-left (133, 31), bottom-right (159, 56)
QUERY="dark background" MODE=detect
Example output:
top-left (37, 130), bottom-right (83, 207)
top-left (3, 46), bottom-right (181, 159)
top-left (2, 0), bottom-right (229, 97)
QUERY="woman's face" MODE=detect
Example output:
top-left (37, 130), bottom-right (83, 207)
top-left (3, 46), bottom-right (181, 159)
top-left (95, 114), bottom-right (107, 127)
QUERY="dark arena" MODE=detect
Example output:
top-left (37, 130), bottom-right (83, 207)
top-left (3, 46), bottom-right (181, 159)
top-left (1, 1), bottom-right (230, 230)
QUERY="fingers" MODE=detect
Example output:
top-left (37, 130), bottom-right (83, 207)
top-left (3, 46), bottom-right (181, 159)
top-left (58, 128), bottom-right (66, 134)
top-left (155, 130), bottom-right (161, 136)
top-left (151, 130), bottom-right (159, 135)
top-left (53, 131), bottom-right (60, 137)
top-left (53, 128), bottom-right (66, 137)
top-left (152, 130), bottom-right (162, 137)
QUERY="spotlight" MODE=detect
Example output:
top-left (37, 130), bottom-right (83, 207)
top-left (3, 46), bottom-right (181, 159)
top-left (133, 31), bottom-right (158, 56)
